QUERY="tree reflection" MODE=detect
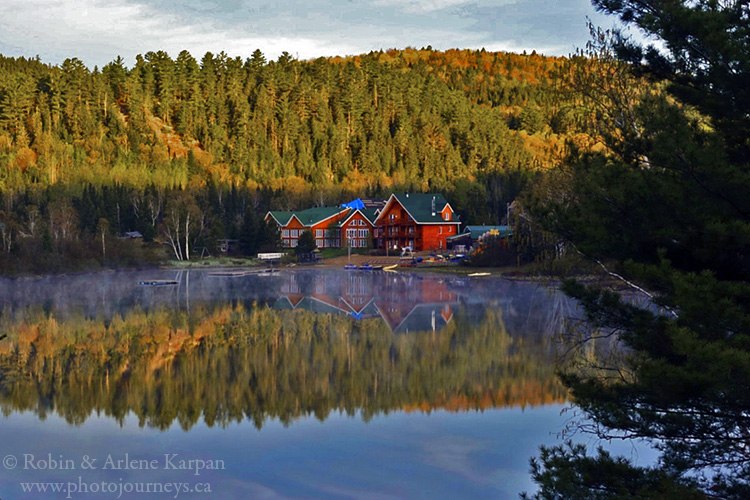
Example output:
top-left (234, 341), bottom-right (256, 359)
top-left (0, 299), bottom-right (566, 430)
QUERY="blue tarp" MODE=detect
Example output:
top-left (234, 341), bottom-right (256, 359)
top-left (341, 198), bottom-right (365, 210)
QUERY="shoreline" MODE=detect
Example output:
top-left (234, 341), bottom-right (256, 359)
top-left (1, 254), bottom-right (597, 286)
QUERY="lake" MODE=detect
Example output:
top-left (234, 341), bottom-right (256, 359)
top-left (0, 269), bottom-right (647, 499)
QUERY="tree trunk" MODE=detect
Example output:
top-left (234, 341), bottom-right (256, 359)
top-left (184, 212), bottom-right (190, 260)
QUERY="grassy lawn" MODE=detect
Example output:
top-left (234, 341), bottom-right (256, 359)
top-left (317, 248), bottom-right (370, 259)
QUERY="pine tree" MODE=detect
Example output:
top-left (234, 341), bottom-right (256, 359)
top-left (525, 2), bottom-right (750, 498)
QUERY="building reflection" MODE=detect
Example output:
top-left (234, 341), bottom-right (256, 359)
top-left (274, 272), bottom-right (458, 333)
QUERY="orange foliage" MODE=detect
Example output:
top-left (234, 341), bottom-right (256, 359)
top-left (12, 147), bottom-right (37, 173)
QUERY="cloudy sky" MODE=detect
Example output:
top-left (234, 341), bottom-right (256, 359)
top-left (0, 0), bottom-right (623, 69)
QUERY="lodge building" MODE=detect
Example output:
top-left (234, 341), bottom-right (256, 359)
top-left (265, 193), bottom-right (461, 252)
top-left (373, 193), bottom-right (460, 252)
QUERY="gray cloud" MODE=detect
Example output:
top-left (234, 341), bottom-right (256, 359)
top-left (0, 0), bottom-right (618, 69)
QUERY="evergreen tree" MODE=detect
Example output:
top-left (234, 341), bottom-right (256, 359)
top-left (525, 1), bottom-right (750, 499)
top-left (238, 207), bottom-right (259, 256)
top-left (295, 229), bottom-right (316, 255)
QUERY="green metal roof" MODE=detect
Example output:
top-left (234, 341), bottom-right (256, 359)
top-left (270, 207), bottom-right (346, 227)
top-left (268, 211), bottom-right (295, 226)
top-left (294, 206), bottom-right (346, 226)
top-left (360, 208), bottom-right (379, 224)
top-left (392, 193), bottom-right (460, 223)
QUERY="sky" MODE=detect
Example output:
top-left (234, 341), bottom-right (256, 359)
top-left (0, 0), bottom-right (625, 69)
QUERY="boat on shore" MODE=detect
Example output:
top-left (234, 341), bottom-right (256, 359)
top-left (358, 264), bottom-right (383, 271)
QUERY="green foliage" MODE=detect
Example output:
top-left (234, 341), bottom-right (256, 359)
top-left (0, 47), bottom-right (588, 245)
top-left (526, 2), bottom-right (750, 498)
top-left (295, 229), bottom-right (316, 255)
top-left (522, 442), bottom-right (706, 500)
top-left (0, 49), bottom-right (572, 213)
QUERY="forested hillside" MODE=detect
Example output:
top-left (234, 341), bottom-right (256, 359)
top-left (0, 47), bottom-right (593, 272)
top-left (0, 48), bottom-right (575, 193)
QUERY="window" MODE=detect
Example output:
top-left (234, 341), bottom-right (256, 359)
top-left (389, 214), bottom-right (396, 220)
top-left (316, 229), bottom-right (323, 238)
top-left (316, 239), bottom-right (324, 247)
top-left (439, 227), bottom-right (443, 234)
top-left (291, 239), bottom-right (298, 247)
top-left (291, 229), bottom-right (299, 238)
top-left (282, 229), bottom-right (289, 237)
top-left (444, 212), bottom-right (451, 221)
top-left (359, 239), bottom-right (367, 248)
top-left (358, 229), bottom-right (368, 238)
top-left (346, 229), bottom-right (356, 239)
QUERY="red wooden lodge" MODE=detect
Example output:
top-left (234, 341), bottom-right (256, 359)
top-left (265, 193), bottom-right (460, 252)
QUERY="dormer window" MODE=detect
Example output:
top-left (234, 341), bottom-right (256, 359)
top-left (443, 212), bottom-right (451, 221)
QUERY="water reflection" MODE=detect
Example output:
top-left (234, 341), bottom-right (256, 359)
top-left (0, 270), bottom-right (574, 430)
top-left (275, 272), bottom-right (458, 333)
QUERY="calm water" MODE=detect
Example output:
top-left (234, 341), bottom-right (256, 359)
top-left (0, 269), bottom-right (646, 499)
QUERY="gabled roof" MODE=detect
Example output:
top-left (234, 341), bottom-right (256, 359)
top-left (337, 207), bottom-right (381, 227)
top-left (376, 193), bottom-right (460, 224)
top-left (268, 207), bottom-right (348, 228)
top-left (295, 206), bottom-right (348, 226)
top-left (338, 208), bottom-right (369, 227)
top-left (266, 211), bottom-right (296, 226)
